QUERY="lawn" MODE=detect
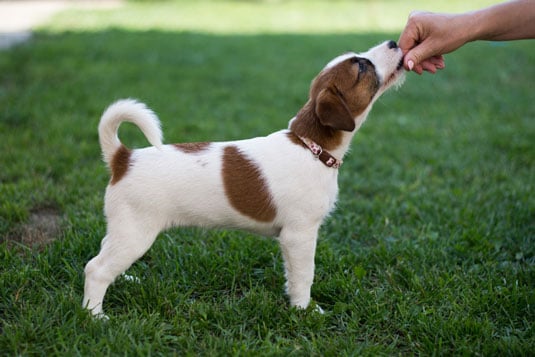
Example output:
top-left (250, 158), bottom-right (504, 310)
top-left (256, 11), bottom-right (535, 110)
top-left (1, 0), bottom-right (533, 355)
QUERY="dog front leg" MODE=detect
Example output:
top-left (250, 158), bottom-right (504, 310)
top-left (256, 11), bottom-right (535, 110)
top-left (279, 226), bottom-right (319, 309)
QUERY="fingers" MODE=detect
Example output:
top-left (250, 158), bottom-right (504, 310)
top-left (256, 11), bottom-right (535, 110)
top-left (429, 55), bottom-right (445, 70)
top-left (421, 61), bottom-right (438, 74)
top-left (399, 10), bottom-right (449, 75)
top-left (420, 55), bottom-right (445, 73)
top-left (405, 55), bottom-right (445, 75)
top-left (398, 11), bottom-right (426, 53)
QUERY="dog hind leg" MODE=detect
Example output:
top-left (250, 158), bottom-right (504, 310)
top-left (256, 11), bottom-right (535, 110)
top-left (83, 223), bottom-right (159, 316)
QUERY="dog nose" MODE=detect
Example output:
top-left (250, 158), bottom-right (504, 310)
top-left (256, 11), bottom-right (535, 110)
top-left (387, 40), bottom-right (398, 49)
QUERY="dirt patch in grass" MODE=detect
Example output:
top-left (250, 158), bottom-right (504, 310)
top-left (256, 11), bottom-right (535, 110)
top-left (6, 205), bottom-right (62, 249)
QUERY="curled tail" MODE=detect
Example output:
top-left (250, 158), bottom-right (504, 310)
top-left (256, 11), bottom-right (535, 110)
top-left (98, 99), bottom-right (163, 166)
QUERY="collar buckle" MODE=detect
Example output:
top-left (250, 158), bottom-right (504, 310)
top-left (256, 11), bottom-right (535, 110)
top-left (296, 135), bottom-right (342, 169)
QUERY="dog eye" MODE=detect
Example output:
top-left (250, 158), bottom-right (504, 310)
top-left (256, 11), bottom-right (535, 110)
top-left (351, 57), bottom-right (366, 73)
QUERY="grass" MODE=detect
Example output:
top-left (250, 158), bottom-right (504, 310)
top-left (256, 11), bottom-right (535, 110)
top-left (1, 0), bottom-right (533, 355)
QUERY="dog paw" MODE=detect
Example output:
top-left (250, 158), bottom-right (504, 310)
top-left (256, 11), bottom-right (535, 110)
top-left (83, 307), bottom-right (109, 321)
top-left (307, 300), bottom-right (325, 314)
top-left (121, 273), bottom-right (141, 284)
top-left (94, 312), bottom-right (110, 321)
top-left (313, 304), bottom-right (325, 314)
top-left (292, 300), bottom-right (325, 314)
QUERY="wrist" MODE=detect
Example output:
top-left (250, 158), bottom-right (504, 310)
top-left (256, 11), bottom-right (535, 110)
top-left (457, 12), bottom-right (481, 44)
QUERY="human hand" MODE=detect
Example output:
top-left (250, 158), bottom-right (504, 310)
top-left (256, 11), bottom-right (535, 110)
top-left (408, 55), bottom-right (445, 75)
top-left (399, 11), bottom-right (471, 74)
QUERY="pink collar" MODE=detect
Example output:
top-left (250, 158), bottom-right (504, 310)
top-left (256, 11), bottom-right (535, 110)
top-left (297, 136), bottom-right (343, 169)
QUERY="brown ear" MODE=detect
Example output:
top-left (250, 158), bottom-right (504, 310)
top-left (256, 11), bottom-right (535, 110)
top-left (315, 88), bottom-right (356, 132)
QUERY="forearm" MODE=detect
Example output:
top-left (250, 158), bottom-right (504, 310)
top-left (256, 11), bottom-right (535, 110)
top-left (467, 0), bottom-right (535, 42)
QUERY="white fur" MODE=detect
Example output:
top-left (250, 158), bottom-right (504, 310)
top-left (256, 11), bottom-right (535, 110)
top-left (83, 41), bottom-right (404, 317)
top-left (99, 99), bottom-right (163, 165)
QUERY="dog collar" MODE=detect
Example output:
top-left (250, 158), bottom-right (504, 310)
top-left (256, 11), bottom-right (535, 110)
top-left (297, 135), bottom-right (343, 169)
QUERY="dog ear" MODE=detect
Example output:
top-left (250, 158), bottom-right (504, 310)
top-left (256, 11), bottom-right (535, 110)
top-left (315, 88), bottom-right (356, 132)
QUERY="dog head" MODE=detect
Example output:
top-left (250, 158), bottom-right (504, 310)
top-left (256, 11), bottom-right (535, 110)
top-left (290, 41), bottom-right (404, 148)
top-left (310, 40), bottom-right (405, 131)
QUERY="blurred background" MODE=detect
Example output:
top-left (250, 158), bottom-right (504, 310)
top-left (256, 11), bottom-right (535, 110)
top-left (0, 0), bottom-right (500, 37)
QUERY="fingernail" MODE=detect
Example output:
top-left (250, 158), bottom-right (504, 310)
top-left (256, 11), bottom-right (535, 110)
top-left (408, 60), bottom-right (414, 71)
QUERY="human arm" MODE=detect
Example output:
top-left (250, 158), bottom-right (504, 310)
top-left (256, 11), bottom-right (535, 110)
top-left (399, 0), bottom-right (535, 74)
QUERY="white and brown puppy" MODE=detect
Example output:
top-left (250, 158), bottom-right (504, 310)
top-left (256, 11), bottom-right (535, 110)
top-left (83, 40), bottom-right (405, 316)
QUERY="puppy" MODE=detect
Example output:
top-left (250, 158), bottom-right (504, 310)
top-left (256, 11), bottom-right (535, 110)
top-left (83, 40), bottom-right (405, 316)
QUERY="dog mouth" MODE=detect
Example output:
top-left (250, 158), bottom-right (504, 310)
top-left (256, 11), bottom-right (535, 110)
top-left (381, 53), bottom-right (405, 88)
top-left (383, 61), bottom-right (405, 89)
top-left (397, 57), bottom-right (404, 70)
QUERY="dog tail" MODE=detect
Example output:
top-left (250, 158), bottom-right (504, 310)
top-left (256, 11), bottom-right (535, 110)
top-left (98, 99), bottom-right (163, 165)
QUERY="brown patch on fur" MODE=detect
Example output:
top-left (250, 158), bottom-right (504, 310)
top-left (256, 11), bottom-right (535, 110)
top-left (289, 56), bottom-right (379, 151)
top-left (286, 131), bottom-right (307, 148)
top-left (290, 101), bottom-right (343, 151)
top-left (173, 142), bottom-right (211, 154)
top-left (110, 145), bottom-right (132, 185)
top-left (222, 145), bottom-right (277, 222)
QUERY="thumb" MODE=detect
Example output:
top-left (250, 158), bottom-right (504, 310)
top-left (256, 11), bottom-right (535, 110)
top-left (404, 46), bottom-right (429, 71)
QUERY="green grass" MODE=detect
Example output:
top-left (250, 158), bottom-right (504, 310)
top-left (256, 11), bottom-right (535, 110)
top-left (1, 0), bottom-right (534, 355)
